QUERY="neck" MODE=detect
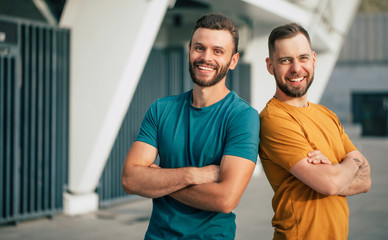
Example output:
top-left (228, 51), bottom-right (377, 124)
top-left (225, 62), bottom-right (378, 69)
top-left (274, 89), bottom-right (308, 108)
top-left (192, 82), bottom-right (230, 108)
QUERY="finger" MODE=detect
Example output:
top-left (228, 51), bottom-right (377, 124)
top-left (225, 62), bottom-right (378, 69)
top-left (320, 158), bottom-right (331, 164)
top-left (308, 150), bottom-right (321, 157)
top-left (312, 159), bottom-right (322, 164)
top-left (308, 158), bottom-right (322, 164)
top-left (307, 158), bottom-right (317, 163)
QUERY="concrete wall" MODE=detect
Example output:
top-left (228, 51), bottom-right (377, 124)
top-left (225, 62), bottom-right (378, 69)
top-left (320, 14), bottom-right (388, 123)
top-left (320, 64), bottom-right (388, 123)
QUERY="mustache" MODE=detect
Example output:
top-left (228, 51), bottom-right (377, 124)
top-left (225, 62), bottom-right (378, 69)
top-left (192, 59), bottom-right (217, 69)
top-left (287, 74), bottom-right (304, 78)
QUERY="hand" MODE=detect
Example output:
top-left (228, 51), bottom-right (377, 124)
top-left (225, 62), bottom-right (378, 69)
top-left (190, 164), bottom-right (220, 185)
top-left (307, 150), bottom-right (331, 165)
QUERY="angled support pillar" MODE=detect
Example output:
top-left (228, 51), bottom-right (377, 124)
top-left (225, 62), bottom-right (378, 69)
top-left (60, 0), bottom-right (171, 215)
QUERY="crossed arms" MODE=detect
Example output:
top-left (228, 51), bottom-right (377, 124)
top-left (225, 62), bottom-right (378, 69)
top-left (290, 149), bottom-right (371, 196)
top-left (121, 141), bottom-right (255, 213)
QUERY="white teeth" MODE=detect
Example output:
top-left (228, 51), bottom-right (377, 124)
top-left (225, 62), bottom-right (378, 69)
top-left (289, 77), bottom-right (304, 82)
top-left (198, 66), bottom-right (214, 71)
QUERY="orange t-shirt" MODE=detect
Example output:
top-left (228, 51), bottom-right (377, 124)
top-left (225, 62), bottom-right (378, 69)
top-left (259, 98), bottom-right (357, 240)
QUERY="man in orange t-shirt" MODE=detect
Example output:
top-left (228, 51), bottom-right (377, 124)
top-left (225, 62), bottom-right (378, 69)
top-left (259, 23), bottom-right (371, 239)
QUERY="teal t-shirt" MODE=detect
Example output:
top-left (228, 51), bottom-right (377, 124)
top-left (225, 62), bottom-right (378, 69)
top-left (136, 90), bottom-right (260, 239)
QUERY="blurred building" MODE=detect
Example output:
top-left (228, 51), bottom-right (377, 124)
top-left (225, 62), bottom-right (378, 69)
top-left (320, 13), bottom-right (388, 136)
top-left (0, 0), bottom-right (361, 223)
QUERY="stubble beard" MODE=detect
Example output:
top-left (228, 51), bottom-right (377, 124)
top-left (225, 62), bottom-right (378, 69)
top-left (189, 58), bottom-right (231, 87)
top-left (274, 69), bottom-right (314, 98)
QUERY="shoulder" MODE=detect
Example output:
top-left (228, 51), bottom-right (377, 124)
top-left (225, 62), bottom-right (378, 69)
top-left (227, 92), bottom-right (259, 121)
top-left (228, 92), bottom-right (258, 113)
top-left (154, 91), bottom-right (190, 105)
top-left (150, 91), bottom-right (190, 110)
top-left (260, 98), bottom-right (294, 124)
top-left (309, 102), bottom-right (339, 120)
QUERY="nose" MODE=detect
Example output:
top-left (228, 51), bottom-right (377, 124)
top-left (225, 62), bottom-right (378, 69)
top-left (291, 61), bottom-right (301, 73)
top-left (200, 49), bottom-right (212, 61)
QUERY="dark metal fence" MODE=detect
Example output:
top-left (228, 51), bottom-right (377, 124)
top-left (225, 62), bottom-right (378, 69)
top-left (0, 17), bottom-right (70, 224)
top-left (98, 47), bottom-right (252, 207)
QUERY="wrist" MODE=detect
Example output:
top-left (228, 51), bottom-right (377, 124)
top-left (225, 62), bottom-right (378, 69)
top-left (183, 167), bottom-right (198, 185)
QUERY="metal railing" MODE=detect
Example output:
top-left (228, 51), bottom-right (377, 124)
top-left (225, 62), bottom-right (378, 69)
top-left (0, 17), bottom-right (70, 225)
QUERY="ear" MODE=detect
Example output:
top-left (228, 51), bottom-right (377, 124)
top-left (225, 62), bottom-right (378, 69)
top-left (228, 52), bottom-right (240, 70)
top-left (312, 51), bottom-right (317, 69)
top-left (265, 57), bottom-right (274, 75)
top-left (187, 43), bottom-right (191, 63)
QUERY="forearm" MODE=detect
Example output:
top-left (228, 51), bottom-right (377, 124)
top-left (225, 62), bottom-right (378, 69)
top-left (170, 182), bottom-right (239, 213)
top-left (122, 165), bottom-right (196, 198)
top-left (170, 156), bottom-right (255, 213)
top-left (291, 156), bottom-right (359, 196)
top-left (122, 141), bottom-right (220, 198)
top-left (303, 150), bottom-right (371, 196)
top-left (338, 157), bottom-right (371, 196)
top-left (330, 157), bottom-right (360, 195)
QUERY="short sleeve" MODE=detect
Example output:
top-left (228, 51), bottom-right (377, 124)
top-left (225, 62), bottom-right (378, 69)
top-left (223, 107), bottom-right (260, 163)
top-left (337, 118), bottom-right (357, 154)
top-left (136, 101), bottom-right (159, 149)
top-left (259, 113), bottom-right (314, 171)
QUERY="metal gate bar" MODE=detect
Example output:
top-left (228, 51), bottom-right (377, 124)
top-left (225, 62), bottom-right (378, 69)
top-left (0, 17), bottom-right (70, 225)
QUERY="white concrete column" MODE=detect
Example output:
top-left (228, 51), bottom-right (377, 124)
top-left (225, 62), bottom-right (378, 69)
top-left (244, 35), bottom-right (275, 112)
top-left (308, 0), bottom-right (361, 103)
top-left (60, 0), bottom-right (170, 215)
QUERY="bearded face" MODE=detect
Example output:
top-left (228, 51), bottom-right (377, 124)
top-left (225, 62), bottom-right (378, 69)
top-left (266, 33), bottom-right (316, 99)
top-left (188, 28), bottom-right (238, 88)
top-left (189, 57), bottom-right (231, 87)
top-left (273, 70), bottom-right (314, 98)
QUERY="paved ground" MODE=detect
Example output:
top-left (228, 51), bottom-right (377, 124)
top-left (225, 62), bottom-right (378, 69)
top-left (1, 131), bottom-right (387, 240)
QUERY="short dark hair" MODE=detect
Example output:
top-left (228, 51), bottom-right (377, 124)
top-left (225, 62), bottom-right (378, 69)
top-left (268, 23), bottom-right (311, 58)
top-left (190, 13), bottom-right (239, 54)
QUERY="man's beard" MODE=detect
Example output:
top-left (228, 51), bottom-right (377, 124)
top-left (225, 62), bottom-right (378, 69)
top-left (189, 58), bottom-right (231, 87)
top-left (274, 70), bottom-right (314, 98)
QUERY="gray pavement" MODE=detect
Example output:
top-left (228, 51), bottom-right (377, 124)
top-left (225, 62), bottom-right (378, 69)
top-left (1, 132), bottom-right (387, 240)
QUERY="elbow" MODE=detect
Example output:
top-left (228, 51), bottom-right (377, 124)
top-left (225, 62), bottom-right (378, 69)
top-left (121, 179), bottom-right (131, 194)
top-left (363, 178), bottom-right (372, 193)
top-left (218, 203), bottom-right (235, 214)
top-left (217, 196), bottom-right (240, 214)
top-left (121, 174), bottom-right (135, 195)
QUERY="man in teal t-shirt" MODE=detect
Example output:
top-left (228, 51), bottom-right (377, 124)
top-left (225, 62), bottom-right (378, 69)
top-left (122, 13), bottom-right (260, 239)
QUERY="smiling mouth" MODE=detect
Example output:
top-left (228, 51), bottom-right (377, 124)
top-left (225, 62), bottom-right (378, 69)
top-left (288, 76), bottom-right (304, 83)
top-left (198, 66), bottom-right (213, 71)
top-left (197, 64), bottom-right (216, 71)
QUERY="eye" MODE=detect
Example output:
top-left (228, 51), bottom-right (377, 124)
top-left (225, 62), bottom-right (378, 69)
top-left (280, 59), bottom-right (290, 64)
top-left (300, 56), bottom-right (309, 61)
top-left (195, 46), bottom-right (204, 51)
top-left (214, 49), bottom-right (223, 55)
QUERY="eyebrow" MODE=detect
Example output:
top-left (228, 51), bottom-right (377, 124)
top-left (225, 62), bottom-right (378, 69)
top-left (299, 53), bottom-right (311, 58)
top-left (278, 53), bottom-right (311, 61)
top-left (193, 42), bottom-right (226, 51)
